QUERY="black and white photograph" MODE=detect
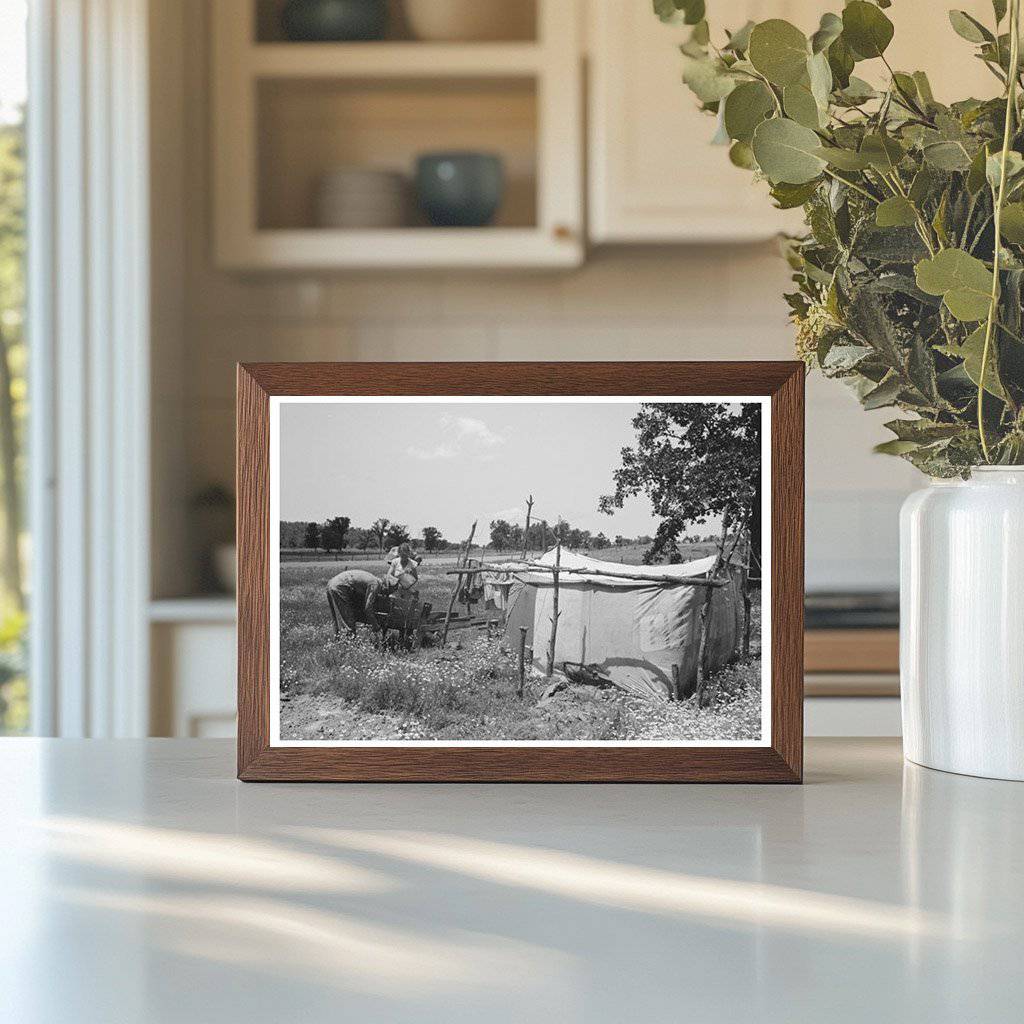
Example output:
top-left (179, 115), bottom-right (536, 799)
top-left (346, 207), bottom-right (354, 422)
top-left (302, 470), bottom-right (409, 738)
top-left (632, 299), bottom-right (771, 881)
top-left (270, 396), bottom-right (770, 745)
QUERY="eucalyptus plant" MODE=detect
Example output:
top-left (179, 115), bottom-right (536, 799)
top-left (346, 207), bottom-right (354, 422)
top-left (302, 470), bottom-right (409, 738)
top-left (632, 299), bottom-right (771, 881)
top-left (659, 0), bottom-right (1024, 474)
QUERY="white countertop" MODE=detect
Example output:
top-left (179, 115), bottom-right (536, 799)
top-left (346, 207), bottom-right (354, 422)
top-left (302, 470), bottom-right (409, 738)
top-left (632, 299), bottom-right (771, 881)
top-left (1, 738), bottom-right (1021, 1023)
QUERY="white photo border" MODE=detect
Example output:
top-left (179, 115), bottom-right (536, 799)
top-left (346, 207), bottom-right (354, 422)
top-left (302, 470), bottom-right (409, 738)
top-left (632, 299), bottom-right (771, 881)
top-left (269, 395), bottom-right (772, 748)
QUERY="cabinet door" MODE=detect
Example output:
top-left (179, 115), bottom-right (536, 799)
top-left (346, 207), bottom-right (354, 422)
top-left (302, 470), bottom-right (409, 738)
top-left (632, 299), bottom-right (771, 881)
top-left (588, 1), bottom-right (813, 243)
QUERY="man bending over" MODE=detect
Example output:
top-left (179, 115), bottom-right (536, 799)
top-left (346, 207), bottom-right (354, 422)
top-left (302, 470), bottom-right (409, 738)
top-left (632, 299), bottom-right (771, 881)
top-left (326, 568), bottom-right (382, 639)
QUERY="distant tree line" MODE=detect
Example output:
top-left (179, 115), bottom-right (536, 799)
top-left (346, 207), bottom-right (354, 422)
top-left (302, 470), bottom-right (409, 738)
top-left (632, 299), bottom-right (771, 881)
top-left (280, 515), bottom-right (666, 558)
top-left (280, 518), bottom-right (454, 555)
top-left (487, 517), bottom-right (654, 554)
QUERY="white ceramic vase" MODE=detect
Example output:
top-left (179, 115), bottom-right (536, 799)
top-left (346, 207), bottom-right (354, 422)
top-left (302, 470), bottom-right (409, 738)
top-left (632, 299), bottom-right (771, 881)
top-left (900, 468), bottom-right (1024, 780)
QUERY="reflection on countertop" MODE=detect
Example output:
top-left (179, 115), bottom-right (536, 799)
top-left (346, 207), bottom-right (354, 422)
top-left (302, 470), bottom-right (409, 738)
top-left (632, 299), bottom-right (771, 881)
top-left (1, 738), bottom-right (1023, 1023)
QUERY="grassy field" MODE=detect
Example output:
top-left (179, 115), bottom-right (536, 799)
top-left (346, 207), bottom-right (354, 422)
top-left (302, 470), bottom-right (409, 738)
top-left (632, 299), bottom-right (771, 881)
top-left (278, 549), bottom-right (762, 743)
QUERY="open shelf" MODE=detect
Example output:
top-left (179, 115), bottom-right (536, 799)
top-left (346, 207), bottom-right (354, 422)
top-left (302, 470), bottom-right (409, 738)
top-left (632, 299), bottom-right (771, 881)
top-left (249, 42), bottom-right (544, 78)
top-left (254, 0), bottom-right (538, 45)
top-left (213, 0), bottom-right (581, 268)
top-left (257, 76), bottom-right (537, 232)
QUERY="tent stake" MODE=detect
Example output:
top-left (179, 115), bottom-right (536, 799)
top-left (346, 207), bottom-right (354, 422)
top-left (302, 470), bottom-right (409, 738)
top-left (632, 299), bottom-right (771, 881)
top-left (518, 626), bottom-right (528, 697)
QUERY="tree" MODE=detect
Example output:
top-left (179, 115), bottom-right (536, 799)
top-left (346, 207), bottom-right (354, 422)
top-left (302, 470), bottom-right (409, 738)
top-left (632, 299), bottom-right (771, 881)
top-left (593, 532), bottom-right (610, 549)
top-left (369, 518), bottom-right (391, 555)
top-left (384, 522), bottom-right (410, 548)
top-left (0, 116), bottom-right (25, 611)
top-left (302, 522), bottom-right (321, 549)
top-left (489, 518), bottom-right (514, 551)
top-left (600, 403), bottom-right (760, 565)
top-left (320, 516), bottom-right (350, 553)
top-left (422, 526), bottom-right (443, 552)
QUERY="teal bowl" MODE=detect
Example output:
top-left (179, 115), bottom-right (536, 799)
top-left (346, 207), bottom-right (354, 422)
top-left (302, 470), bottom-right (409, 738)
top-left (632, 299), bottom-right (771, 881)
top-left (415, 152), bottom-right (505, 228)
top-left (281, 0), bottom-right (388, 42)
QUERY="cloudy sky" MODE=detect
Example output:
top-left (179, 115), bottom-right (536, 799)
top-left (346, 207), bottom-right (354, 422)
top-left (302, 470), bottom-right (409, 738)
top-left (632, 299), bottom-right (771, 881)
top-left (277, 399), bottom-right (669, 541)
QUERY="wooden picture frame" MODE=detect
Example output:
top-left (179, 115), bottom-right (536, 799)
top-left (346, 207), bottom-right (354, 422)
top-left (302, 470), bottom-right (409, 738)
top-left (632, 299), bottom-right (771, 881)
top-left (237, 362), bottom-right (804, 782)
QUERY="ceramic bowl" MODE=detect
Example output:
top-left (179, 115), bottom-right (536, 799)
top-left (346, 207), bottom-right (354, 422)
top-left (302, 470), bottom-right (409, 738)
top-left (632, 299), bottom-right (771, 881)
top-left (415, 152), bottom-right (505, 228)
top-left (403, 0), bottom-right (534, 42)
top-left (315, 167), bottom-right (409, 228)
top-left (280, 0), bottom-right (388, 42)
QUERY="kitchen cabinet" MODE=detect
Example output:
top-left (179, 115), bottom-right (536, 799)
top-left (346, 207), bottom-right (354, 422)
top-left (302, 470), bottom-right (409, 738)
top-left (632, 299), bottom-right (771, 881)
top-left (587, 0), bottom-right (999, 244)
top-left (211, 0), bottom-right (583, 269)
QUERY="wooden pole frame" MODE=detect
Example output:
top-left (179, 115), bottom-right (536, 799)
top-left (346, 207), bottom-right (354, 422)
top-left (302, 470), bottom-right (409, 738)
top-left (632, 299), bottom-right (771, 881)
top-left (521, 494), bottom-right (534, 560)
top-left (546, 540), bottom-right (561, 677)
top-left (441, 519), bottom-right (476, 647)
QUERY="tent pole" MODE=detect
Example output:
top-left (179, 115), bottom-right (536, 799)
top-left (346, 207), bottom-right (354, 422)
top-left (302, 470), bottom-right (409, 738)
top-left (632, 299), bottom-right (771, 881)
top-left (695, 514), bottom-right (729, 707)
top-left (545, 540), bottom-right (561, 677)
top-left (741, 524), bottom-right (752, 658)
top-left (441, 519), bottom-right (476, 647)
top-left (521, 495), bottom-right (533, 561)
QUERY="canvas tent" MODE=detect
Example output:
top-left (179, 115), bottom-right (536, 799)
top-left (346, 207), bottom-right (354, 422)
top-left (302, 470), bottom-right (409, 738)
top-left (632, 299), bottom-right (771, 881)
top-left (495, 548), bottom-right (744, 700)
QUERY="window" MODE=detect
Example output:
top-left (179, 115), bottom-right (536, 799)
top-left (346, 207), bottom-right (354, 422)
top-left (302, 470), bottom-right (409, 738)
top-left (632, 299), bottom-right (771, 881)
top-left (0, 0), bottom-right (28, 734)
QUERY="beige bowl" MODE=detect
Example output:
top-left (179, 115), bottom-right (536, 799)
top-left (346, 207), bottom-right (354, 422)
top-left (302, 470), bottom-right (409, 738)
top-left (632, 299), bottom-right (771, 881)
top-left (404, 0), bottom-right (534, 42)
top-left (315, 168), bottom-right (410, 228)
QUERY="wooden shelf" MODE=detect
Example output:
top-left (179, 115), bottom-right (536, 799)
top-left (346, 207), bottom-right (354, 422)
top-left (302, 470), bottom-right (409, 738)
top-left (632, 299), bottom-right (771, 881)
top-left (249, 42), bottom-right (544, 79)
top-left (212, 0), bottom-right (582, 269)
top-left (218, 227), bottom-right (579, 270)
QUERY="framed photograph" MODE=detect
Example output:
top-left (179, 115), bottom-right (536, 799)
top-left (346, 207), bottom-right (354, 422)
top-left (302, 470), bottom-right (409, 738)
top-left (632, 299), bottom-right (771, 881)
top-left (237, 362), bottom-right (803, 782)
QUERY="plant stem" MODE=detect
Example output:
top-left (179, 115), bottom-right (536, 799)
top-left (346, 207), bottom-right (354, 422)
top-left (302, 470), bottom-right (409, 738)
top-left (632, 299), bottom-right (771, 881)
top-left (821, 167), bottom-right (879, 203)
top-left (979, 0), bottom-right (1021, 463)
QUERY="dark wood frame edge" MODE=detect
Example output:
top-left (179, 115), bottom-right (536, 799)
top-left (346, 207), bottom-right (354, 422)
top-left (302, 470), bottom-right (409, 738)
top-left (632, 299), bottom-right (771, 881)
top-left (237, 362), bottom-right (804, 783)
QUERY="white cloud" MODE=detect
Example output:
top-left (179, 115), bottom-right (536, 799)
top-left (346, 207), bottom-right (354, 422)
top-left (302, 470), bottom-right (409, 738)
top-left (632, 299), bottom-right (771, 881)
top-left (440, 414), bottom-right (505, 448)
top-left (406, 444), bottom-right (457, 461)
top-left (491, 506), bottom-right (526, 523)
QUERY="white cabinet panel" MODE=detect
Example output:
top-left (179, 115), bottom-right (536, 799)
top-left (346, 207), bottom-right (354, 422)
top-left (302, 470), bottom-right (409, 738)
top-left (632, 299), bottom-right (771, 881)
top-left (587, 1), bottom-right (1000, 244)
top-left (588, 1), bottom-right (812, 242)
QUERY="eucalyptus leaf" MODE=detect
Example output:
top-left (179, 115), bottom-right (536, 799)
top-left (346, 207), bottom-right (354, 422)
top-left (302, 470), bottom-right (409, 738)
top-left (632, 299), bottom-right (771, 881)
top-left (681, 55), bottom-right (737, 103)
top-left (986, 150), bottom-right (1024, 190)
top-left (842, 1), bottom-right (895, 60)
top-left (959, 324), bottom-right (1007, 398)
top-left (915, 249), bottom-right (994, 321)
top-left (967, 143), bottom-right (993, 193)
top-left (874, 439), bottom-right (921, 455)
top-left (862, 374), bottom-right (902, 410)
top-left (748, 19), bottom-right (810, 87)
top-left (783, 83), bottom-right (823, 129)
top-left (948, 10), bottom-right (993, 44)
top-left (860, 133), bottom-right (906, 172)
top-left (810, 12), bottom-right (843, 54)
top-left (654, 0), bottom-right (705, 25)
top-left (752, 117), bottom-right (827, 184)
top-left (827, 35), bottom-right (855, 89)
top-left (728, 140), bottom-right (758, 170)
top-left (876, 196), bottom-right (918, 228)
top-left (807, 51), bottom-right (833, 110)
top-left (836, 76), bottom-right (878, 105)
top-left (724, 20), bottom-right (755, 53)
top-left (923, 141), bottom-right (973, 171)
top-left (909, 165), bottom-right (937, 205)
top-left (770, 179), bottom-right (820, 209)
top-left (884, 419), bottom-right (963, 443)
top-left (1000, 202), bottom-right (1024, 242)
top-left (815, 146), bottom-right (872, 170)
top-left (723, 81), bottom-right (775, 143)
top-left (913, 71), bottom-right (935, 105)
